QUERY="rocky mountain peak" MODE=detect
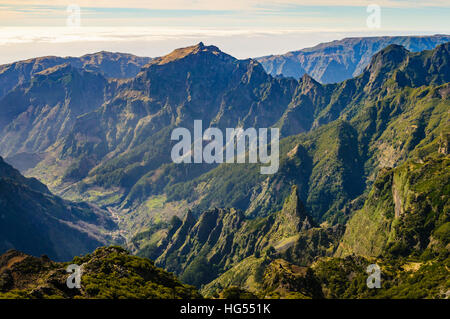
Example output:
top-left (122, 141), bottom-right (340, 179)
top-left (299, 73), bottom-right (321, 94)
top-left (180, 210), bottom-right (197, 230)
top-left (149, 42), bottom-right (231, 66)
top-left (366, 44), bottom-right (409, 76)
top-left (282, 186), bottom-right (312, 219)
top-left (272, 185), bottom-right (315, 237)
top-left (300, 73), bottom-right (317, 84)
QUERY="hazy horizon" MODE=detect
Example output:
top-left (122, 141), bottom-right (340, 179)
top-left (1, 30), bottom-right (449, 65)
top-left (1, 0), bottom-right (449, 64)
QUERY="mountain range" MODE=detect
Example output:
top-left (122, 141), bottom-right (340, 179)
top-left (0, 35), bottom-right (448, 299)
top-left (256, 34), bottom-right (450, 83)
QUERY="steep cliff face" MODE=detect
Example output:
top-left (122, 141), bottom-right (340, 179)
top-left (0, 52), bottom-right (151, 172)
top-left (335, 168), bottom-right (396, 257)
top-left (337, 155), bottom-right (449, 258)
top-left (255, 185), bottom-right (307, 235)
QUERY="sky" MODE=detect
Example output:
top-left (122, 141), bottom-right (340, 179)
top-left (0, 0), bottom-right (449, 64)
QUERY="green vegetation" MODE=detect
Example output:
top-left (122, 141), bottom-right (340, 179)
top-left (219, 287), bottom-right (258, 299)
top-left (0, 247), bottom-right (201, 299)
top-left (338, 155), bottom-right (449, 259)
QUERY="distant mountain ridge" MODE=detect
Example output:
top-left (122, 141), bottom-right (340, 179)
top-left (0, 63), bottom-right (110, 157)
top-left (0, 51), bottom-right (151, 99)
top-left (256, 34), bottom-right (450, 83)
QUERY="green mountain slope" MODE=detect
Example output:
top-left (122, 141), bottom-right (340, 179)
top-left (3, 43), bottom-right (443, 232)
top-left (200, 147), bottom-right (449, 298)
top-left (337, 154), bottom-right (449, 259)
top-left (131, 43), bottom-right (449, 297)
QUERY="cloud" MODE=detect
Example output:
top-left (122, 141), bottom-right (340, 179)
top-left (0, 1), bottom-right (447, 64)
top-left (1, 1), bottom-right (449, 29)
top-left (2, 0), bottom-right (450, 11)
top-left (0, 27), bottom-right (355, 45)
